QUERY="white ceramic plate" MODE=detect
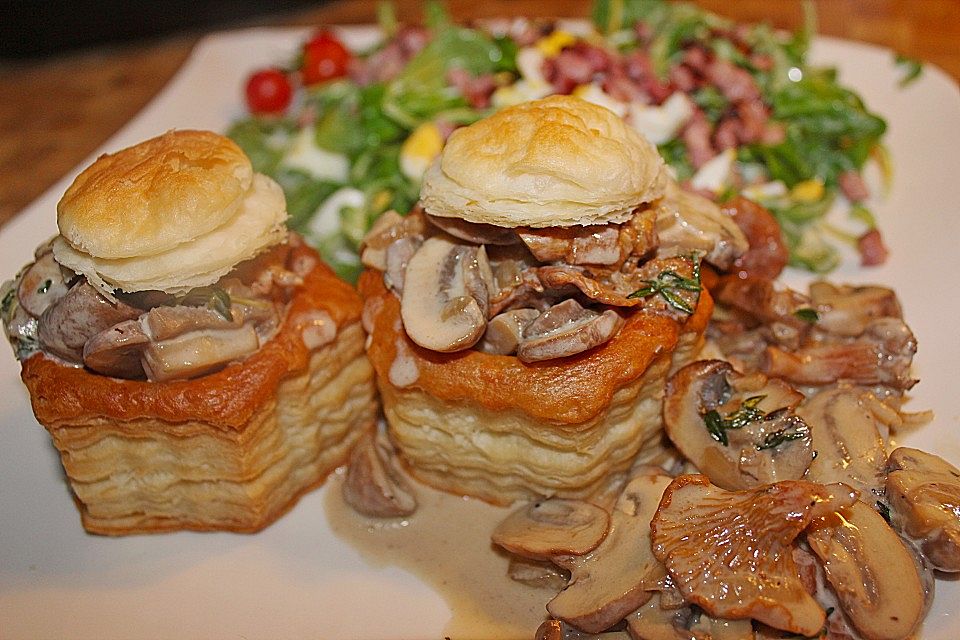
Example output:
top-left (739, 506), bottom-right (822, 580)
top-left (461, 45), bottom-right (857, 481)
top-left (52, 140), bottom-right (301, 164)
top-left (1, 27), bottom-right (958, 640)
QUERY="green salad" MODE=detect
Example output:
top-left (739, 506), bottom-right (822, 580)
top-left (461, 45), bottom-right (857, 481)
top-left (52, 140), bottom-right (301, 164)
top-left (229, 0), bottom-right (890, 281)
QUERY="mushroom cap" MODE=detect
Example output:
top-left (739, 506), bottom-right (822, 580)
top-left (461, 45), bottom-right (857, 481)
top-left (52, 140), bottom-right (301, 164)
top-left (420, 96), bottom-right (667, 229)
top-left (663, 360), bottom-right (811, 490)
top-left (807, 499), bottom-right (929, 640)
top-left (650, 475), bottom-right (857, 637)
top-left (492, 499), bottom-right (611, 561)
top-left (886, 447), bottom-right (960, 572)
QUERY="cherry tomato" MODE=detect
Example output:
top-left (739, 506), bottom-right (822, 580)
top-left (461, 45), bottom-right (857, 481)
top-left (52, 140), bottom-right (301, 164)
top-left (245, 68), bottom-right (293, 115)
top-left (301, 31), bottom-right (351, 85)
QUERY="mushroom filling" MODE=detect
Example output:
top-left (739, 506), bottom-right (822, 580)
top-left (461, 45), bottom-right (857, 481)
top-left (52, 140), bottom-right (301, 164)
top-left (1, 235), bottom-right (305, 381)
top-left (362, 203), bottom-right (730, 361)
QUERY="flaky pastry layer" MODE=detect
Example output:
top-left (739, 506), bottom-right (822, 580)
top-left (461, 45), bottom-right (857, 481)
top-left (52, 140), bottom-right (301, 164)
top-left (359, 270), bottom-right (711, 504)
top-left (21, 242), bottom-right (376, 534)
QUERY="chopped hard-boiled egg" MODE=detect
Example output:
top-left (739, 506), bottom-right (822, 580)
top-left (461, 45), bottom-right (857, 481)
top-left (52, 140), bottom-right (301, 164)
top-left (281, 125), bottom-right (350, 182)
top-left (535, 30), bottom-right (577, 57)
top-left (627, 92), bottom-right (693, 145)
top-left (307, 186), bottom-right (365, 239)
top-left (790, 179), bottom-right (825, 202)
top-left (742, 180), bottom-right (788, 201)
top-left (399, 122), bottom-right (444, 182)
top-left (492, 79), bottom-right (553, 108)
top-left (516, 47), bottom-right (547, 84)
top-left (690, 148), bottom-right (736, 194)
top-left (573, 83), bottom-right (628, 117)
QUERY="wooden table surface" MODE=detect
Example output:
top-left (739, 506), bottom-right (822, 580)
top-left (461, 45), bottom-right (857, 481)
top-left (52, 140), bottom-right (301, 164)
top-left (2, 0), bottom-right (958, 227)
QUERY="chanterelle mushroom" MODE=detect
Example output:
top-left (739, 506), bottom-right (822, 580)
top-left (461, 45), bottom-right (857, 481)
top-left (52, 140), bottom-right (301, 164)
top-left (886, 447), bottom-right (960, 572)
top-left (650, 475), bottom-right (858, 637)
top-left (492, 499), bottom-right (610, 562)
top-left (546, 469), bottom-right (674, 634)
top-left (517, 299), bottom-right (624, 363)
top-left (663, 360), bottom-right (812, 490)
top-left (400, 236), bottom-right (492, 352)
top-left (806, 499), bottom-right (929, 640)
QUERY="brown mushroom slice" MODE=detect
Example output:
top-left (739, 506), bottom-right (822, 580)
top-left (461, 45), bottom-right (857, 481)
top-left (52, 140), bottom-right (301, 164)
top-left (400, 236), bottom-right (489, 352)
top-left (507, 556), bottom-right (569, 591)
top-left (140, 324), bottom-right (259, 382)
top-left (383, 235), bottom-right (423, 296)
top-left (425, 213), bottom-right (519, 246)
top-left (16, 251), bottom-right (70, 318)
top-left (808, 282), bottom-right (901, 337)
top-left (656, 182), bottom-right (748, 271)
top-left (797, 387), bottom-right (889, 499)
top-left (535, 619), bottom-right (631, 640)
top-left (140, 305), bottom-right (235, 341)
top-left (37, 282), bottom-right (142, 362)
top-left (477, 308), bottom-right (540, 355)
top-left (663, 360), bottom-right (811, 490)
top-left (342, 430), bottom-right (417, 518)
top-left (82, 319), bottom-right (150, 378)
top-left (806, 499), bottom-right (928, 640)
top-left (626, 592), bottom-right (754, 640)
top-left (650, 475), bottom-right (858, 637)
top-left (886, 447), bottom-right (960, 572)
top-left (517, 300), bottom-right (624, 363)
top-left (546, 471), bottom-right (674, 634)
top-left (492, 499), bottom-right (610, 562)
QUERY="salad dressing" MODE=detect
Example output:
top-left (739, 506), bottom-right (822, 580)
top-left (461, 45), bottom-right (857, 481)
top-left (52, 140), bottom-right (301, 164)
top-left (323, 471), bottom-right (550, 638)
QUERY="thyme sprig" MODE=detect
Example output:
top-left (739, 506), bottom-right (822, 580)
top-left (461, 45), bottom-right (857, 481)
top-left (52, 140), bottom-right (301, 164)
top-left (702, 395), bottom-right (767, 446)
top-left (628, 256), bottom-right (702, 314)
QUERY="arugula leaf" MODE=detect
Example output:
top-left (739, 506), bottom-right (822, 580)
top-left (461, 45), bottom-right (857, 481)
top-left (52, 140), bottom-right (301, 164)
top-left (895, 53), bottom-right (924, 87)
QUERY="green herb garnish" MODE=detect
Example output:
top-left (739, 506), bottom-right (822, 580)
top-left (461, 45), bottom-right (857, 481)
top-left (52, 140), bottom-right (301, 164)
top-left (757, 425), bottom-right (807, 450)
top-left (628, 257), bottom-right (701, 314)
top-left (36, 279), bottom-right (52, 294)
top-left (179, 286), bottom-right (233, 322)
top-left (793, 307), bottom-right (819, 323)
top-left (895, 53), bottom-right (923, 88)
top-left (701, 395), bottom-right (767, 446)
top-left (877, 501), bottom-right (892, 524)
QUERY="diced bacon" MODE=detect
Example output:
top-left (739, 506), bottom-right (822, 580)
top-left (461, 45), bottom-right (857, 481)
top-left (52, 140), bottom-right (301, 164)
top-left (603, 65), bottom-right (646, 103)
top-left (669, 64), bottom-right (698, 92)
top-left (447, 68), bottom-right (498, 109)
top-left (705, 57), bottom-right (761, 103)
top-left (570, 41), bottom-right (612, 74)
top-left (737, 99), bottom-right (769, 143)
top-left (839, 170), bottom-right (870, 202)
top-left (683, 109), bottom-right (717, 169)
top-left (857, 229), bottom-right (889, 267)
top-left (713, 117), bottom-right (741, 151)
top-left (551, 48), bottom-right (596, 90)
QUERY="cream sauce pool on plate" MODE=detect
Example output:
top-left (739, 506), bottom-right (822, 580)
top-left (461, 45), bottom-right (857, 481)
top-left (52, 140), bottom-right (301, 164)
top-left (324, 470), bottom-right (551, 638)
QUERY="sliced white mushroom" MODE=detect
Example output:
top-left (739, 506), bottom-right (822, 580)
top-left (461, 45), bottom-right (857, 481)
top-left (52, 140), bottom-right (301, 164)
top-left (493, 499), bottom-right (610, 562)
top-left (651, 475), bottom-right (858, 637)
top-left (383, 235), bottom-right (423, 296)
top-left (400, 236), bottom-right (490, 352)
top-left (507, 556), bottom-right (569, 591)
top-left (16, 251), bottom-right (70, 318)
top-left (796, 386), bottom-right (890, 499)
top-left (425, 213), bottom-right (519, 245)
top-left (140, 324), bottom-right (259, 382)
top-left (806, 499), bottom-right (928, 640)
top-left (808, 281), bottom-right (901, 337)
top-left (140, 305), bottom-right (234, 341)
top-left (342, 430), bottom-right (417, 518)
top-left (82, 319), bottom-right (150, 378)
top-left (626, 584), bottom-right (755, 640)
top-left (886, 447), bottom-right (960, 572)
top-left (38, 282), bottom-right (141, 362)
top-left (546, 470), bottom-right (673, 634)
top-left (477, 308), bottom-right (540, 355)
top-left (663, 360), bottom-right (812, 490)
top-left (656, 179), bottom-right (747, 270)
top-left (517, 299), bottom-right (624, 363)
top-left (535, 619), bottom-right (631, 640)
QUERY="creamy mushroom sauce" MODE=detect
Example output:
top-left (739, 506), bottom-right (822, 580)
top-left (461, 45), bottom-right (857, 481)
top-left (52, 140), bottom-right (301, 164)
top-left (0, 234), bottom-right (308, 381)
top-left (338, 267), bottom-right (959, 640)
top-left (361, 202), bottom-right (738, 363)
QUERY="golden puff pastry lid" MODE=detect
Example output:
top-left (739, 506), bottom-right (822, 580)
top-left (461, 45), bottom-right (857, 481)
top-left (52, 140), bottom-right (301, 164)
top-left (53, 130), bottom-right (287, 294)
top-left (420, 95), bottom-right (668, 228)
